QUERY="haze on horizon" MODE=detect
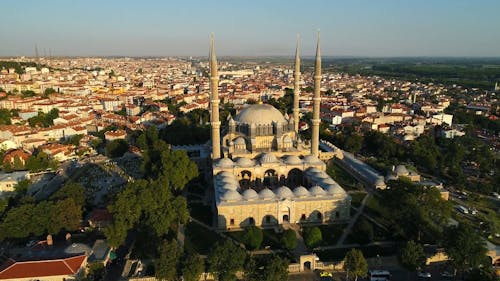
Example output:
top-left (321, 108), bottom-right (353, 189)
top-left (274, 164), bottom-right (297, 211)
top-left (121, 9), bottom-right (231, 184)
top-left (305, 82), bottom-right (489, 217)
top-left (1, 0), bottom-right (499, 58)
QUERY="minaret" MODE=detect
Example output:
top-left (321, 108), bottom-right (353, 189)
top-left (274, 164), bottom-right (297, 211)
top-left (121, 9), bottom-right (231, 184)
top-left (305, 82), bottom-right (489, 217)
top-left (311, 32), bottom-right (322, 157)
top-left (210, 34), bottom-right (221, 159)
top-left (293, 36), bottom-right (301, 133)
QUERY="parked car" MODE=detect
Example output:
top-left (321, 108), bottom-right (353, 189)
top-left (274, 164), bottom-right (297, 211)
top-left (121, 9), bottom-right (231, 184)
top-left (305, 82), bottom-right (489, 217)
top-left (417, 271), bottom-right (431, 278)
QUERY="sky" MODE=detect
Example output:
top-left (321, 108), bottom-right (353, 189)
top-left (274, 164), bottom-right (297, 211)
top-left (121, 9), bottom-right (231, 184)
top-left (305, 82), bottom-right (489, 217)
top-left (1, 0), bottom-right (499, 57)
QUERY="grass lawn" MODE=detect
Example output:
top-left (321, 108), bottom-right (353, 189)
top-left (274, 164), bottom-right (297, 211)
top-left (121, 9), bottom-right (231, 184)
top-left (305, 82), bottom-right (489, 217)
top-left (184, 221), bottom-right (224, 255)
top-left (349, 192), bottom-right (367, 207)
top-left (227, 228), bottom-right (285, 250)
top-left (327, 162), bottom-right (364, 191)
top-left (319, 224), bottom-right (348, 245)
top-left (188, 203), bottom-right (213, 226)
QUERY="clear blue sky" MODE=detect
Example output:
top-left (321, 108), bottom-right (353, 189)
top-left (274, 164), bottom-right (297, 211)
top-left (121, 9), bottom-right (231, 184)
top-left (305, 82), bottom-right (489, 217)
top-left (1, 0), bottom-right (499, 57)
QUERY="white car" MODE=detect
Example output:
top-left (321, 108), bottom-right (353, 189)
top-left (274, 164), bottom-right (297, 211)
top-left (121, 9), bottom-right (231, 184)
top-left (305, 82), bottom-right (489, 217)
top-left (417, 271), bottom-right (431, 278)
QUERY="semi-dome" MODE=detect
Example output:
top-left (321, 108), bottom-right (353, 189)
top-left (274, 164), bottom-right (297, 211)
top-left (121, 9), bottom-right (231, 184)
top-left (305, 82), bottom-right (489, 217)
top-left (303, 155), bottom-right (322, 164)
top-left (395, 165), bottom-right (409, 176)
top-left (221, 190), bottom-right (242, 202)
top-left (235, 157), bottom-right (254, 167)
top-left (217, 158), bottom-right (234, 168)
top-left (260, 153), bottom-right (278, 164)
top-left (310, 185), bottom-right (327, 196)
top-left (275, 186), bottom-right (294, 199)
top-left (234, 104), bottom-right (287, 125)
top-left (259, 188), bottom-right (275, 200)
top-left (293, 186), bottom-right (310, 197)
top-left (233, 137), bottom-right (246, 145)
top-left (283, 155), bottom-right (302, 165)
top-left (242, 189), bottom-right (259, 201)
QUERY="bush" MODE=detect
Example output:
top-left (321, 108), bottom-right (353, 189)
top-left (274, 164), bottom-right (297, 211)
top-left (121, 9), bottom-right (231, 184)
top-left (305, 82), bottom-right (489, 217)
top-left (303, 226), bottom-right (322, 248)
top-left (105, 139), bottom-right (129, 158)
top-left (350, 218), bottom-right (374, 244)
top-left (242, 226), bottom-right (263, 250)
top-left (280, 229), bottom-right (297, 250)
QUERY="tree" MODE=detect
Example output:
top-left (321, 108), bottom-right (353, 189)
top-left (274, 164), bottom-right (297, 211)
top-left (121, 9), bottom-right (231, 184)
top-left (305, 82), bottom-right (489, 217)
top-left (242, 226), bottom-right (263, 250)
top-left (208, 240), bottom-right (246, 281)
top-left (400, 240), bottom-right (426, 280)
top-left (0, 108), bottom-right (12, 125)
top-left (344, 249), bottom-right (368, 281)
top-left (50, 181), bottom-right (85, 207)
top-left (280, 229), bottom-right (297, 250)
top-left (351, 218), bottom-right (374, 244)
top-left (443, 223), bottom-right (488, 276)
top-left (43, 88), bottom-right (57, 97)
top-left (465, 267), bottom-right (499, 281)
top-left (246, 255), bottom-right (289, 281)
top-left (303, 226), bottom-right (322, 248)
top-left (182, 254), bottom-right (204, 281)
top-left (155, 239), bottom-right (180, 281)
top-left (105, 139), bottom-right (129, 158)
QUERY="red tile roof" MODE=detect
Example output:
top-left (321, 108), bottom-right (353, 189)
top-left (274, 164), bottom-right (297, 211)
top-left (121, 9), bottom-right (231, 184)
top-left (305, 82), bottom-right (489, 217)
top-left (0, 255), bottom-right (86, 280)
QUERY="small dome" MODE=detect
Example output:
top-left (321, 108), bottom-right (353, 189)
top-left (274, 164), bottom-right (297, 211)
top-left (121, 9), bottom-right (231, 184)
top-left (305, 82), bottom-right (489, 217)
top-left (293, 186), bottom-right (310, 197)
top-left (283, 155), bottom-right (302, 165)
top-left (220, 177), bottom-right (239, 186)
top-left (260, 153), bottom-right (278, 164)
top-left (242, 189), bottom-right (259, 201)
top-left (217, 171), bottom-right (234, 178)
top-left (221, 190), bottom-right (242, 202)
top-left (306, 167), bottom-right (322, 175)
top-left (320, 178), bottom-right (336, 185)
top-left (275, 186), bottom-right (294, 199)
top-left (313, 172), bottom-right (329, 180)
top-left (221, 182), bottom-right (238, 191)
top-left (395, 165), bottom-right (409, 176)
top-left (233, 137), bottom-right (246, 145)
top-left (217, 158), bottom-right (234, 168)
top-left (303, 155), bottom-right (321, 164)
top-left (374, 176), bottom-right (386, 187)
top-left (259, 188), bottom-right (275, 199)
top-left (310, 185), bottom-right (327, 196)
top-left (326, 184), bottom-right (346, 196)
top-left (235, 157), bottom-right (254, 167)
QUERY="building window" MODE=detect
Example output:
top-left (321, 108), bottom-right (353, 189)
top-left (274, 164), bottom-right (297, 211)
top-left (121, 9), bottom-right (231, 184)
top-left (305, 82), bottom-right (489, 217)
top-left (301, 214), bottom-right (306, 221)
top-left (230, 219), bottom-right (235, 226)
top-left (317, 212), bottom-right (322, 221)
top-left (265, 215), bottom-right (271, 224)
top-left (249, 217), bottom-right (255, 225)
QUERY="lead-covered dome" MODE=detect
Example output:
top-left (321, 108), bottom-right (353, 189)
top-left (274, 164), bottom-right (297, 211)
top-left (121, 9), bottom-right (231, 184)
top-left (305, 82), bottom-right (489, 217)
top-left (275, 186), bottom-right (294, 199)
top-left (242, 189), bottom-right (259, 201)
top-left (221, 190), bottom-right (242, 202)
top-left (260, 153), bottom-right (278, 164)
top-left (310, 185), bottom-right (327, 196)
top-left (234, 104), bottom-right (287, 125)
top-left (303, 155), bottom-right (322, 164)
top-left (283, 155), bottom-right (302, 165)
top-left (259, 188), bottom-right (275, 200)
top-left (216, 158), bottom-right (234, 168)
top-left (293, 186), bottom-right (310, 197)
top-left (235, 157), bottom-right (254, 167)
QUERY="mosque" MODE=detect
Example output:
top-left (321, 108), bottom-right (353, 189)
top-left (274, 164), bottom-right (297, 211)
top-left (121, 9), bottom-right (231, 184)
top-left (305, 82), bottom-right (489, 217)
top-left (208, 35), bottom-right (351, 230)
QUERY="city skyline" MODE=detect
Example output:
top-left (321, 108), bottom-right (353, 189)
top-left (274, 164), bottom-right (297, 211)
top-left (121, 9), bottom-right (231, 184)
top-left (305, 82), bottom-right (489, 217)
top-left (1, 0), bottom-right (500, 57)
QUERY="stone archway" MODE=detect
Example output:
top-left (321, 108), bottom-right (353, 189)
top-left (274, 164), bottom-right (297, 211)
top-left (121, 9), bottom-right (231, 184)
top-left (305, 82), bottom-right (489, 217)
top-left (299, 254), bottom-right (317, 272)
top-left (263, 169), bottom-right (278, 188)
top-left (303, 261), bottom-right (311, 270)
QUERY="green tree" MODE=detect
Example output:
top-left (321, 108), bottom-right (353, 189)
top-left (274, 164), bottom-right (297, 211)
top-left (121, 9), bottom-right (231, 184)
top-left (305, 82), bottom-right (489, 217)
top-left (303, 226), bottom-right (322, 248)
top-left (50, 181), bottom-right (85, 207)
top-left (208, 240), bottom-right (246, 281)
top-left (155, 239), bottom-right (180, 281)
top-left (465, 267), bottom-right (499, 281)
top-left (242, 226), bottom-right (263, 250)
top-left (14, 179), bottom-right (31, 196)
top-left (43, 88), bottom-right (57, 97)
top-left (0, 108), bottom-right (12, 125)
top-left (344, 248), bottom-right (368, 281)
top-left (351, 218), bottom-right (374, 244)
top-left (280, 229), bottom-right (297, 250)
top-left (105, 139), bottom-right (129, 158)
top-left (182, 254), bottom-right (204, 281)
top-left (443, 223), bottom-right (489, 276)
top-left (400, 240), bottom-right (426, 280)
top-left (246, 255), bottom-right (289, 281)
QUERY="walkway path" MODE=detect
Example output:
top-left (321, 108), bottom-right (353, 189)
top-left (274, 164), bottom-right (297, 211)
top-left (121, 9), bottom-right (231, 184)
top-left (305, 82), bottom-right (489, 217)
top-left (336, 191), bottom-right (372, 246)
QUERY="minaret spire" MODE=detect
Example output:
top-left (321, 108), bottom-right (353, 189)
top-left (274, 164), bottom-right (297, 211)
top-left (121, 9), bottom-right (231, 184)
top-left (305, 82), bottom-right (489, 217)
top-left (293, 35), bottom-right (301, 134)
top-left (210, 34), bottom-right (221, 159)
top-left (311, 31), bottom-right (322, 157)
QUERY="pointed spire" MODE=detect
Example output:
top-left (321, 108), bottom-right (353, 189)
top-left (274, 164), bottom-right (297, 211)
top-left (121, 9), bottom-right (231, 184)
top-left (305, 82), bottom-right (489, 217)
top-left (292, 34), bottom-right (301, 134)
top-left (294, 34), bottom-right (300, 74)
top-left (209, 34), bottom-right (221, 159)
top-left (314, 30), bottom-right (321, 77)
top-left (210, 33), bottom-right (218, 78)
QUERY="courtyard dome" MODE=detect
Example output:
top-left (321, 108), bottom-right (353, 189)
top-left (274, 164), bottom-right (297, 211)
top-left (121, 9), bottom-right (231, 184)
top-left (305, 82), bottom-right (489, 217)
top-left (221, 190), bottom-right (242, 202)
top-left (306, 167), bottom-right (322, 174)
top-left (217, 158), bottom-right (234, 168)
top-left (395, 165), bottom-right (409, 176)
top-left (235, 157), bottom-right (254, 167)
top-left (260, 153), bottom-right (278, 164)
top-left (275, 186), bottom-right (294, 199)
top-left (283, 155), bottom-right (302, 165)
top-left (320, 178), bottom-right (336, 185)
top-left (259, 188), bottom-right (276, 200)
top-left (234, 104), bottom-right (287, 125)
top-left (326, 184), bottom-right (345, 196)
top-left (310, 185), bottom-right (327, 196)
top-left (303, 155), bottom-right (322, 164)
top-left (242, 189), bottom-right (259, 201)
top-left (293, 186), bottom-right (310, 197)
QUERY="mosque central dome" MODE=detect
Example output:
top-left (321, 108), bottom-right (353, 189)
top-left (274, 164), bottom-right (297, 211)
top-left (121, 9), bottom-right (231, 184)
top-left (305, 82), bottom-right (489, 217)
top-left (234, 104), bottom-right (287, 125)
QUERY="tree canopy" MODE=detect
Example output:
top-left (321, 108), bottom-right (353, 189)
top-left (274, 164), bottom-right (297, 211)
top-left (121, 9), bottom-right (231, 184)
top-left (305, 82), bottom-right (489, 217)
top-left (344, 248), bottom-right (368, 281)
top-left (242, 226), bottom-right (263, 250)
top-left (399, 240), bottom-right (426, 272)
top-left (155, 239), bottom-right (180, 281)
top-left (303, 226), bottom-right (322, 248)
top-left (207, 240), bottom-right (246, 281)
